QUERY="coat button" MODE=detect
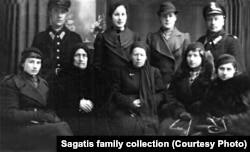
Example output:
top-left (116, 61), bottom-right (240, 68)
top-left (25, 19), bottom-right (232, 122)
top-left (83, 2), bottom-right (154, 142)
top-left (57, 56), bottom-right (60, 59)
top-left (57, 49), bottom-right (60, 52)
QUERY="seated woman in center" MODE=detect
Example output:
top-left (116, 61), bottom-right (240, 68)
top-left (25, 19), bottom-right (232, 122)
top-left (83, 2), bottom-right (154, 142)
top-left (108, 41), bottom-right (165, 136)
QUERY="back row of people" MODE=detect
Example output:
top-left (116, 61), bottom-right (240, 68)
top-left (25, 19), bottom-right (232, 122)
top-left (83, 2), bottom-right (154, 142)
top-left (1, 0), bottom-right (250, 150)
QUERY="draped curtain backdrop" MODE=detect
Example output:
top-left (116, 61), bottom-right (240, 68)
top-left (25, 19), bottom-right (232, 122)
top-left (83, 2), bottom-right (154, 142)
top-left (227, 0), bottom-right (249, 74)
top-left (0, 0), bottom-right (49, 78)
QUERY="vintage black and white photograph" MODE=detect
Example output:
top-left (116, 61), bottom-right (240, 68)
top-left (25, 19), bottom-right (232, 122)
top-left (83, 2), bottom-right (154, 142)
top-left (0, 0), bottom-right (250, 151)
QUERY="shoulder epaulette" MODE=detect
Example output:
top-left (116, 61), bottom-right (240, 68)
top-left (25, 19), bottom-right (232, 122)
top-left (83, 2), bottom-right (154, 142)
top-left (227, 34), bottom-right (238, 39)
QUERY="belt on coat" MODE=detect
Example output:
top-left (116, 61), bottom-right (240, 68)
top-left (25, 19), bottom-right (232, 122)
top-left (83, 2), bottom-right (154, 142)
top-left (55, 68), bottom-right (61, 75)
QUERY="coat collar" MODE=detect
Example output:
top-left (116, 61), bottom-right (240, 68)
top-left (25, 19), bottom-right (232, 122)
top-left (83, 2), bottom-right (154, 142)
top-left (103, 27), bottom-right (135, 62)
top-left (14, 72), bottom-right (48, 106)
top-left (46, 25), bottom-right (70, 44)
top-left (152, 27), bottom-right (184, 60)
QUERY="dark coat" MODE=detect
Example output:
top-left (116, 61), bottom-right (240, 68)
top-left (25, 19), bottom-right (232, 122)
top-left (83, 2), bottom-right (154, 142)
top-left (93, 26), bottom-right (140, 103)
top-left (50, 65), bottom-right (101, 135)
top-left (161, 62), bottom-right (213, 119)
top-left (0, 72), bottom-right (72, 150)
top-left (51, 66), bottom-right (94, 117)
top-left (94, 27), bottom-right (140, 74)
top-left (197, 31), bottom-right (245, 72)
top-left (108, 64), bottom-right (165, 135)
top-left (202, 74), bottom-right (250, 135)
top-left (146, 27), bottom-right (191, 85)
top-left (31, 26), bottom-right (82, 82)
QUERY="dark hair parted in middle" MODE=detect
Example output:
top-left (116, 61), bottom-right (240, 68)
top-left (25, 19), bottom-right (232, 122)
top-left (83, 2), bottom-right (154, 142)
top-left (70, 43), bottom-right (92, 67)
top-left (108, 2), bottom-right (128, 18)
top-left (179, 42), bottom-right (209, 73)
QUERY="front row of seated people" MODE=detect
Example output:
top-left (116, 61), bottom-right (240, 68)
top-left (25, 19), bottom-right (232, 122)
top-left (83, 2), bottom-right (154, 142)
top-left (0, 41), bottom-right (250, 149)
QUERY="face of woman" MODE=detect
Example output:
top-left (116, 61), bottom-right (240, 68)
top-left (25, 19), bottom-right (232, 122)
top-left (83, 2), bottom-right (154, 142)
top-left (187, 51), bottom-right (202, 69)
top-left (206, 14), bottom-right (225, 33)
top-left (50, 7), bottom-right (68, 29)
top-left (160, 12), bottom-right (177, 30)
top-left (23, 58), bottom-right (42, 76)
top-left (217, 63), bottom-right (236, 81)
top-left (112, 5), bottom-right (127, 31)
top-left (73, 48), bottom-right (88, 70)
top-left (131, 47), bottom-right (147, 68)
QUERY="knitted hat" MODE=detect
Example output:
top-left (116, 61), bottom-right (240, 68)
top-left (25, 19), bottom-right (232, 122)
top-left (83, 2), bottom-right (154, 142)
top-left (215, 54), bottom-right (237, 69)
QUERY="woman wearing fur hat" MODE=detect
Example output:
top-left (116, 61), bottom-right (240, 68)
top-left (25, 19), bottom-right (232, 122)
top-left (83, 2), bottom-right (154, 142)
top-left (0, 47), bottom-right (72, 151)
top-left (158, 42), bottom-right (213, 136)
top-left (198, 54), bottom-right (250, 135)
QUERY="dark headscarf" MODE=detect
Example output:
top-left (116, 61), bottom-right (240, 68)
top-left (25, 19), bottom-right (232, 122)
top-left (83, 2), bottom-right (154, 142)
top-left (69, 42), bottom-right (91, 68)
top-left (59, 43), bottom-right (91, 78)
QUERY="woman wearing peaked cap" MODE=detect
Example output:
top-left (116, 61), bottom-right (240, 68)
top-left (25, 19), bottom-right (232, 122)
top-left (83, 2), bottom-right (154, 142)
top-left (197, 1), bottom-right (246, 73)
top-left (108, 41), bottom-right (165, 135)
top-left (0, 47), bottom-right (72, 151)
top-left (198, 54), bottom-right (250, 135)
top-left (146, 1), bottom-right (191, 88)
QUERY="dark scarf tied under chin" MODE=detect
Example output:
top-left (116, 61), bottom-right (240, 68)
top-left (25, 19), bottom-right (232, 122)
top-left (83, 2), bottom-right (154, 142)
top-left (133, 62), bottom-right (156, 117)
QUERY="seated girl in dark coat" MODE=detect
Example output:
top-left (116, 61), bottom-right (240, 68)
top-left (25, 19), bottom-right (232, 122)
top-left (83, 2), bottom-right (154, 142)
top-left (108, 41), bottom-right (165, 136)
top-left (158, 42), bottom-right (213, 135)
top-left (198, 54), bottom-right (250, 135)
top-left (50, 43), bottom-right (108, 135)
top-left (0, 48), bottom-right (72, 151)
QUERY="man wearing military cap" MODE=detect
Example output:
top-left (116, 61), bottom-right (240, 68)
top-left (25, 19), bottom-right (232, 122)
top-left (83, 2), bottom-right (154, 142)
top-left (197, 1), bottom-right (245, 72)
top-left (32, 0), bottom-right (82, 83)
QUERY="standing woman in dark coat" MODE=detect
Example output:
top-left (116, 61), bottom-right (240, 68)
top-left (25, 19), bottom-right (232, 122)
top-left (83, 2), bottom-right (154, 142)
top-left (108, 41), bottom-right (165, 135)
top-left (93, 2), bottom-right (140, 104)
top-left (158, 42), bottom-right (213, 136)
top-left (199, 54), bottom-right (250, 135)
top-left (146, 1), bottom-right (191, 88)
top-left (0, 48), bottom-right (72, 151)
